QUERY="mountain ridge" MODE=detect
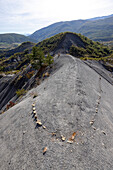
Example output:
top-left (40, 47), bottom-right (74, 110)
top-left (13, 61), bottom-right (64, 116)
top-left (29, 14), bottom-right (113, 42)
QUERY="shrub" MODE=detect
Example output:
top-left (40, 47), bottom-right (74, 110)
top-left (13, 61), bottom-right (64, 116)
top-left (26, 71), bottom-right (34, 79)
top-left (6, 101), bottom-right (15, 110)
top-left (16, 89), bottom-right (27, 97)
top-left (69, 45), bottom-right (86, 57)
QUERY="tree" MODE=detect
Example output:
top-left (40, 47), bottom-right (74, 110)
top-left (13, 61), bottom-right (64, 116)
top-left (30, 46), bottom-right (54, 69)
top-left (31, 47), bottom-right (45, 69)
top-left (45, 53), bottom-right (54, 66)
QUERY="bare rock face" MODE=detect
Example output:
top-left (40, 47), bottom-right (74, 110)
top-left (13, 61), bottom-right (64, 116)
top-left (0, 54), bottom-right (113, 170)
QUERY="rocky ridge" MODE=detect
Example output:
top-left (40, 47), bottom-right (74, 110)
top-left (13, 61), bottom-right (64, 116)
top-left (0, 54), bottom-right (113, 169)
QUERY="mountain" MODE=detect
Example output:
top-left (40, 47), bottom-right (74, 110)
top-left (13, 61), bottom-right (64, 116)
top-left (88, 14), bottom-right (113, 21)
top-left (79, 16), bottom-right (113, 41)
top-left (0, 54), bottom-right (113, 169)
top-left (29, 20), bottom-right (87, 42)
top-left (0, 33), bottom-right (36, 44)
top-left (29, 14), bottom-right (113, 42)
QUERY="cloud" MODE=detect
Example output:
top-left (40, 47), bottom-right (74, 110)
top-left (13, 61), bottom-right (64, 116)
top-left (0, 0), bottom-right (113, 34)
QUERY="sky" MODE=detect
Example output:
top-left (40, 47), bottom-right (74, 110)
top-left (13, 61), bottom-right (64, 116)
top-left (0, 0), bottom-right (113, 35)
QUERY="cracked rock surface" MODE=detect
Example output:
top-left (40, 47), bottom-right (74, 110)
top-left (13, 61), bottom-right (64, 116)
top-left (0, 54), bottom-right (113, 170)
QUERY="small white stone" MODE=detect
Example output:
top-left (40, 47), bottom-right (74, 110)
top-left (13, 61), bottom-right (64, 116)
top-left (67, 140), bottom-right (73, 144)
top-left (43, 125), bottom-right (46, 129)
top-left (61, 135), bottom-right (66, 141)
top-left (33, 111), bottom-right (36, 114)
top-left (90, 120), bottom-right (94, 125)
top-left (33, 107), bottom-right (36, 111)
top-left (32, 103), bottom-right (35, 107)
top-left (36, 120), bottom-right (42, 125)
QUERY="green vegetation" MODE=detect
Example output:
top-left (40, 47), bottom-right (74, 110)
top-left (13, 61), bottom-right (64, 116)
top-left (0, 33), bottom-right (36, 44)
top-left (0, 42), bottom-right (19, 50)
top-left (35, 32), bottom-right (112, 58)
top-left (31, 47), bottom-right (45, 69)
top-left (30, 46), bottom-right (53, 69)
top-left (36, 33), bottom-right (64, 53)
top-left (83, 53), bottom-right (113, 62)
top-left (0, 42), bottom-right (35, 72)
top-left (0, 31), bottom-right (112, 74)
top-left (26, 71), bottom-right (35, 79)
top-left (70, 33), bottom-right (112, 58)
top-left (16, 89), bottom-right (27, 97)
top-left (0, 51), bottom-right (30, 72)
top-left (45, 53), bottom-right (54, 65)
top-left (0, 41), bottom-right (35, 58)
top-left (80, 16), bottom-right (113, 41)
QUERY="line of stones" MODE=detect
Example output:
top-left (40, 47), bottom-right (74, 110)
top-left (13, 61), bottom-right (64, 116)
top-left (31, 103), bottom-right (77, 143)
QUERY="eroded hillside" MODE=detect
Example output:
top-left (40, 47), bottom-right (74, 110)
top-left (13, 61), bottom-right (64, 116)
top-left (0, 54), bottom-right (113, 169)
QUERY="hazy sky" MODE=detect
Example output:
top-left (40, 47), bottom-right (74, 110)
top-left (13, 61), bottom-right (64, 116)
top-left (0, 0), bottom-right (113, 34)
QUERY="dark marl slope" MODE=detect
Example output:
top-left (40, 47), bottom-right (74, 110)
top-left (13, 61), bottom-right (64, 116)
top-left (0, 65), bottom-right (37, 111)
top-left (53, 32), bottom-right (86, 54)
top-left (0, 54), bottom-right (113, 170)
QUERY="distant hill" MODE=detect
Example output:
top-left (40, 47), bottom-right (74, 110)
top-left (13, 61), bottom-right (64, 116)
top-left (79, 16), bottom-right (113, 41)
top-left (0, 33), bottom-right (36, 44)
top-left (29, 20), bottom-right (87, 42)
top-left (29, 14), bottom-right (113, 42)
top-left (0, 41), bottom-right (35, 58)
top-left (88, 14), bottom-right (113, 21)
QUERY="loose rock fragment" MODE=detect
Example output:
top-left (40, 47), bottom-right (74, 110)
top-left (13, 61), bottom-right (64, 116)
top-left (33, 111), bottom-right (36, 114)
top-left (70, 132), bottom-right (76, 140)
top-left (67, 132), bottom-right (76, 143)
top-left (34, 115), bottom-right (37, 119)
top-left (96, 108), bottom-right (98, 113)
top-left (102, 142), bottom-right (104, 146)
top-left (61, 135), bottom-right (66, 141)
top-left (23, 131), bottom-right (26, 135)
top-left (43, 125), bottom-right (46, 129)
top-left (92, 126), bottom-right (96, 130)
top-left (43, 147), bottom-right (47, 154)
top-left (33, 107), bottom-right (36, 111)
top-left (52, 132), bottom-right (56, 136)
top-left (36, 120), bottom-right (42, 126)
top-left (32, 103), bottom-right (35, 107)
top-left (99, 96), bottom-right (101, 99)
top-left (67, 140), bottom-right (73, 144)
top-left (101, 130), bottom-right (106, 135)
top-left (90, 120), bottom-right (95, 125)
